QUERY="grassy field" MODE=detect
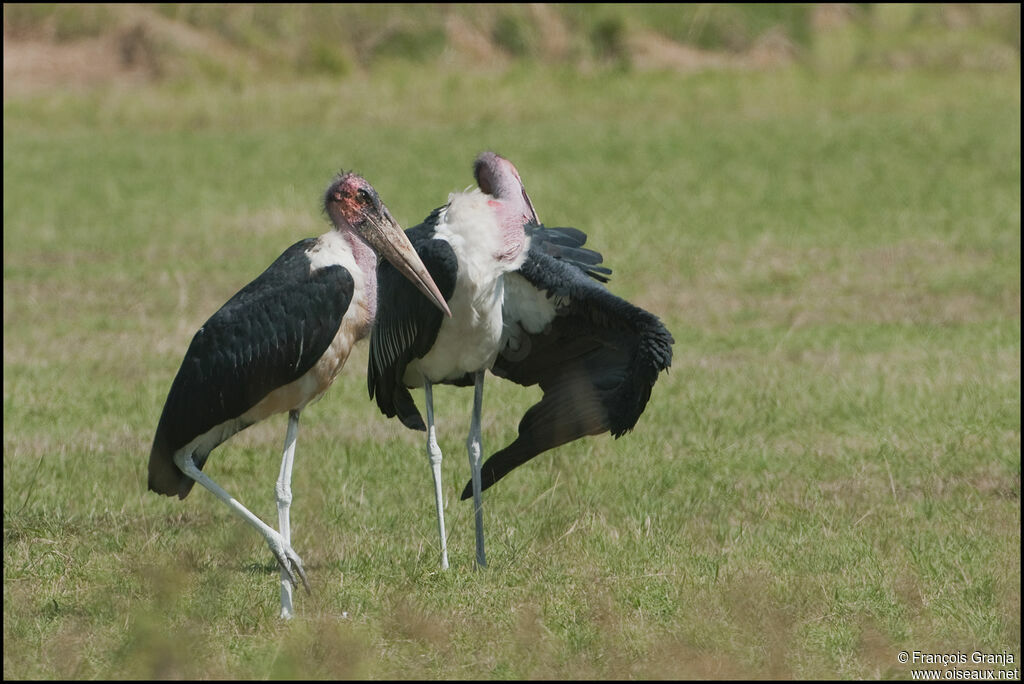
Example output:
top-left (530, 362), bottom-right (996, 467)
top-left (4, 12), bottom-right (1021, 679)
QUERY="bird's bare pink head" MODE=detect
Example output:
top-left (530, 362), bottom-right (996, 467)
top-left (473, 151), bottom-right (538, 224)
top-left (323, 172), bottom-right (390, 233)
top-left (323, 171), bottom-right (451, 317)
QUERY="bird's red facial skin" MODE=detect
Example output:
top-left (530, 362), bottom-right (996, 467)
top-left (329, 176), bottom-right (374, 225)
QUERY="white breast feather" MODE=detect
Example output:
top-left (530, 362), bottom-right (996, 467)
top-left (406, 190), bottom-right (529, 384)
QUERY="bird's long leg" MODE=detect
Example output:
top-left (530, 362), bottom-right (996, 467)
top-left (173, 452), bottom-right (311, 598)
top-left (276, 409), bottom-right (301, 620)
top-left (466, 370), bottom-right (487, 568)
top-left (424, 379), bottom-right (449, 570)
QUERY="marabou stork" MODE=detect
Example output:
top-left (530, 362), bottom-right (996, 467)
top-left (148, 172), bottom-right (451, 619)
top-left (368, 152), bottom-right (674, 569)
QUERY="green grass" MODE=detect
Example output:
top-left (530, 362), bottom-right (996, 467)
top-left (4, 60), bottom-right (1020, 679)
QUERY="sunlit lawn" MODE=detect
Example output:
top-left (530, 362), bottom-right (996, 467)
top-left (4, 65), bottom-right (1019, 678)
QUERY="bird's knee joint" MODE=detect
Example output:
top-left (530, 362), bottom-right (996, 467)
top-left (275, 482), bottom-right (293, 505)
top-left (174, 451), bottom-right (201, 478)
top-left (427, 442), bottom-right (443, 467)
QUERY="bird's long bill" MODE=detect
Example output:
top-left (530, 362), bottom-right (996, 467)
top-left (364, 209), bottom-right (452, 318)
top-left (519, 182), bottom-right (539, 225)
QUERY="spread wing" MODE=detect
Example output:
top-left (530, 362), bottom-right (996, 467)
top-left (461, 245), bottom-right (673, 499)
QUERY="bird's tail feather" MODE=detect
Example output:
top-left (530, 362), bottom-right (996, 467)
top-left (371, 379), bottom-right (426, 432)
top-left (148, 435), bottom-right (198, 500)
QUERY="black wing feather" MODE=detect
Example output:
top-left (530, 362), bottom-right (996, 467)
top-left (526, 222), bottom-right (612, 283)
top-left (149, 239), bottom-right (354, 498)
top-left (460, 247), bottom-right (673, 499)
top-left (367, 217), bottom-right (458, 430)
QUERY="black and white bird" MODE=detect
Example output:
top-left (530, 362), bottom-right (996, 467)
top-left (148, 171), bottom-right (451, 619)
top-left (368, 152), bottom-right (674, 569)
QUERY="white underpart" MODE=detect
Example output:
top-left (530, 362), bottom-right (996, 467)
top-left (406, 190), bottom-right (529, 386)
top-left (499, 272), bottom-right (560, 358)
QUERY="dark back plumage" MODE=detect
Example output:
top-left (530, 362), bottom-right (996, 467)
top-left (149, 239), bottom-right (354, 498)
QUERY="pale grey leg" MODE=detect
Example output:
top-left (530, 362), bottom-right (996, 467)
top-left (466, 370), bottom-right (487, 568)
top-left (173, 451), bottom-right (310, 600)
top-left (276, 409), bottom-right (300, 619)
top-left (424, 380), bottom-right (449, 570)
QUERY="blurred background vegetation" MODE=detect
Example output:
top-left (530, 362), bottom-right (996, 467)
top-left (3, 3), bottom-right (1020, 90)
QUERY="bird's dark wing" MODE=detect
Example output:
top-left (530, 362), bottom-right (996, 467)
top-left (367, 217), bottom-right (458, 431)
top-left (526, 222), bottom-right (612, 283)
top-left (149, 238), bottom-right (354, 498)
top-left (460, 248), bottom-right (673, 499)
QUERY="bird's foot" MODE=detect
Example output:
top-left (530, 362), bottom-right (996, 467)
top-left (266, 532), bottom-right (311, 595)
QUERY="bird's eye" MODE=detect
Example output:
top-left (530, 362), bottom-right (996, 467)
top-left (356, 188), bottom-right (371, 204)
